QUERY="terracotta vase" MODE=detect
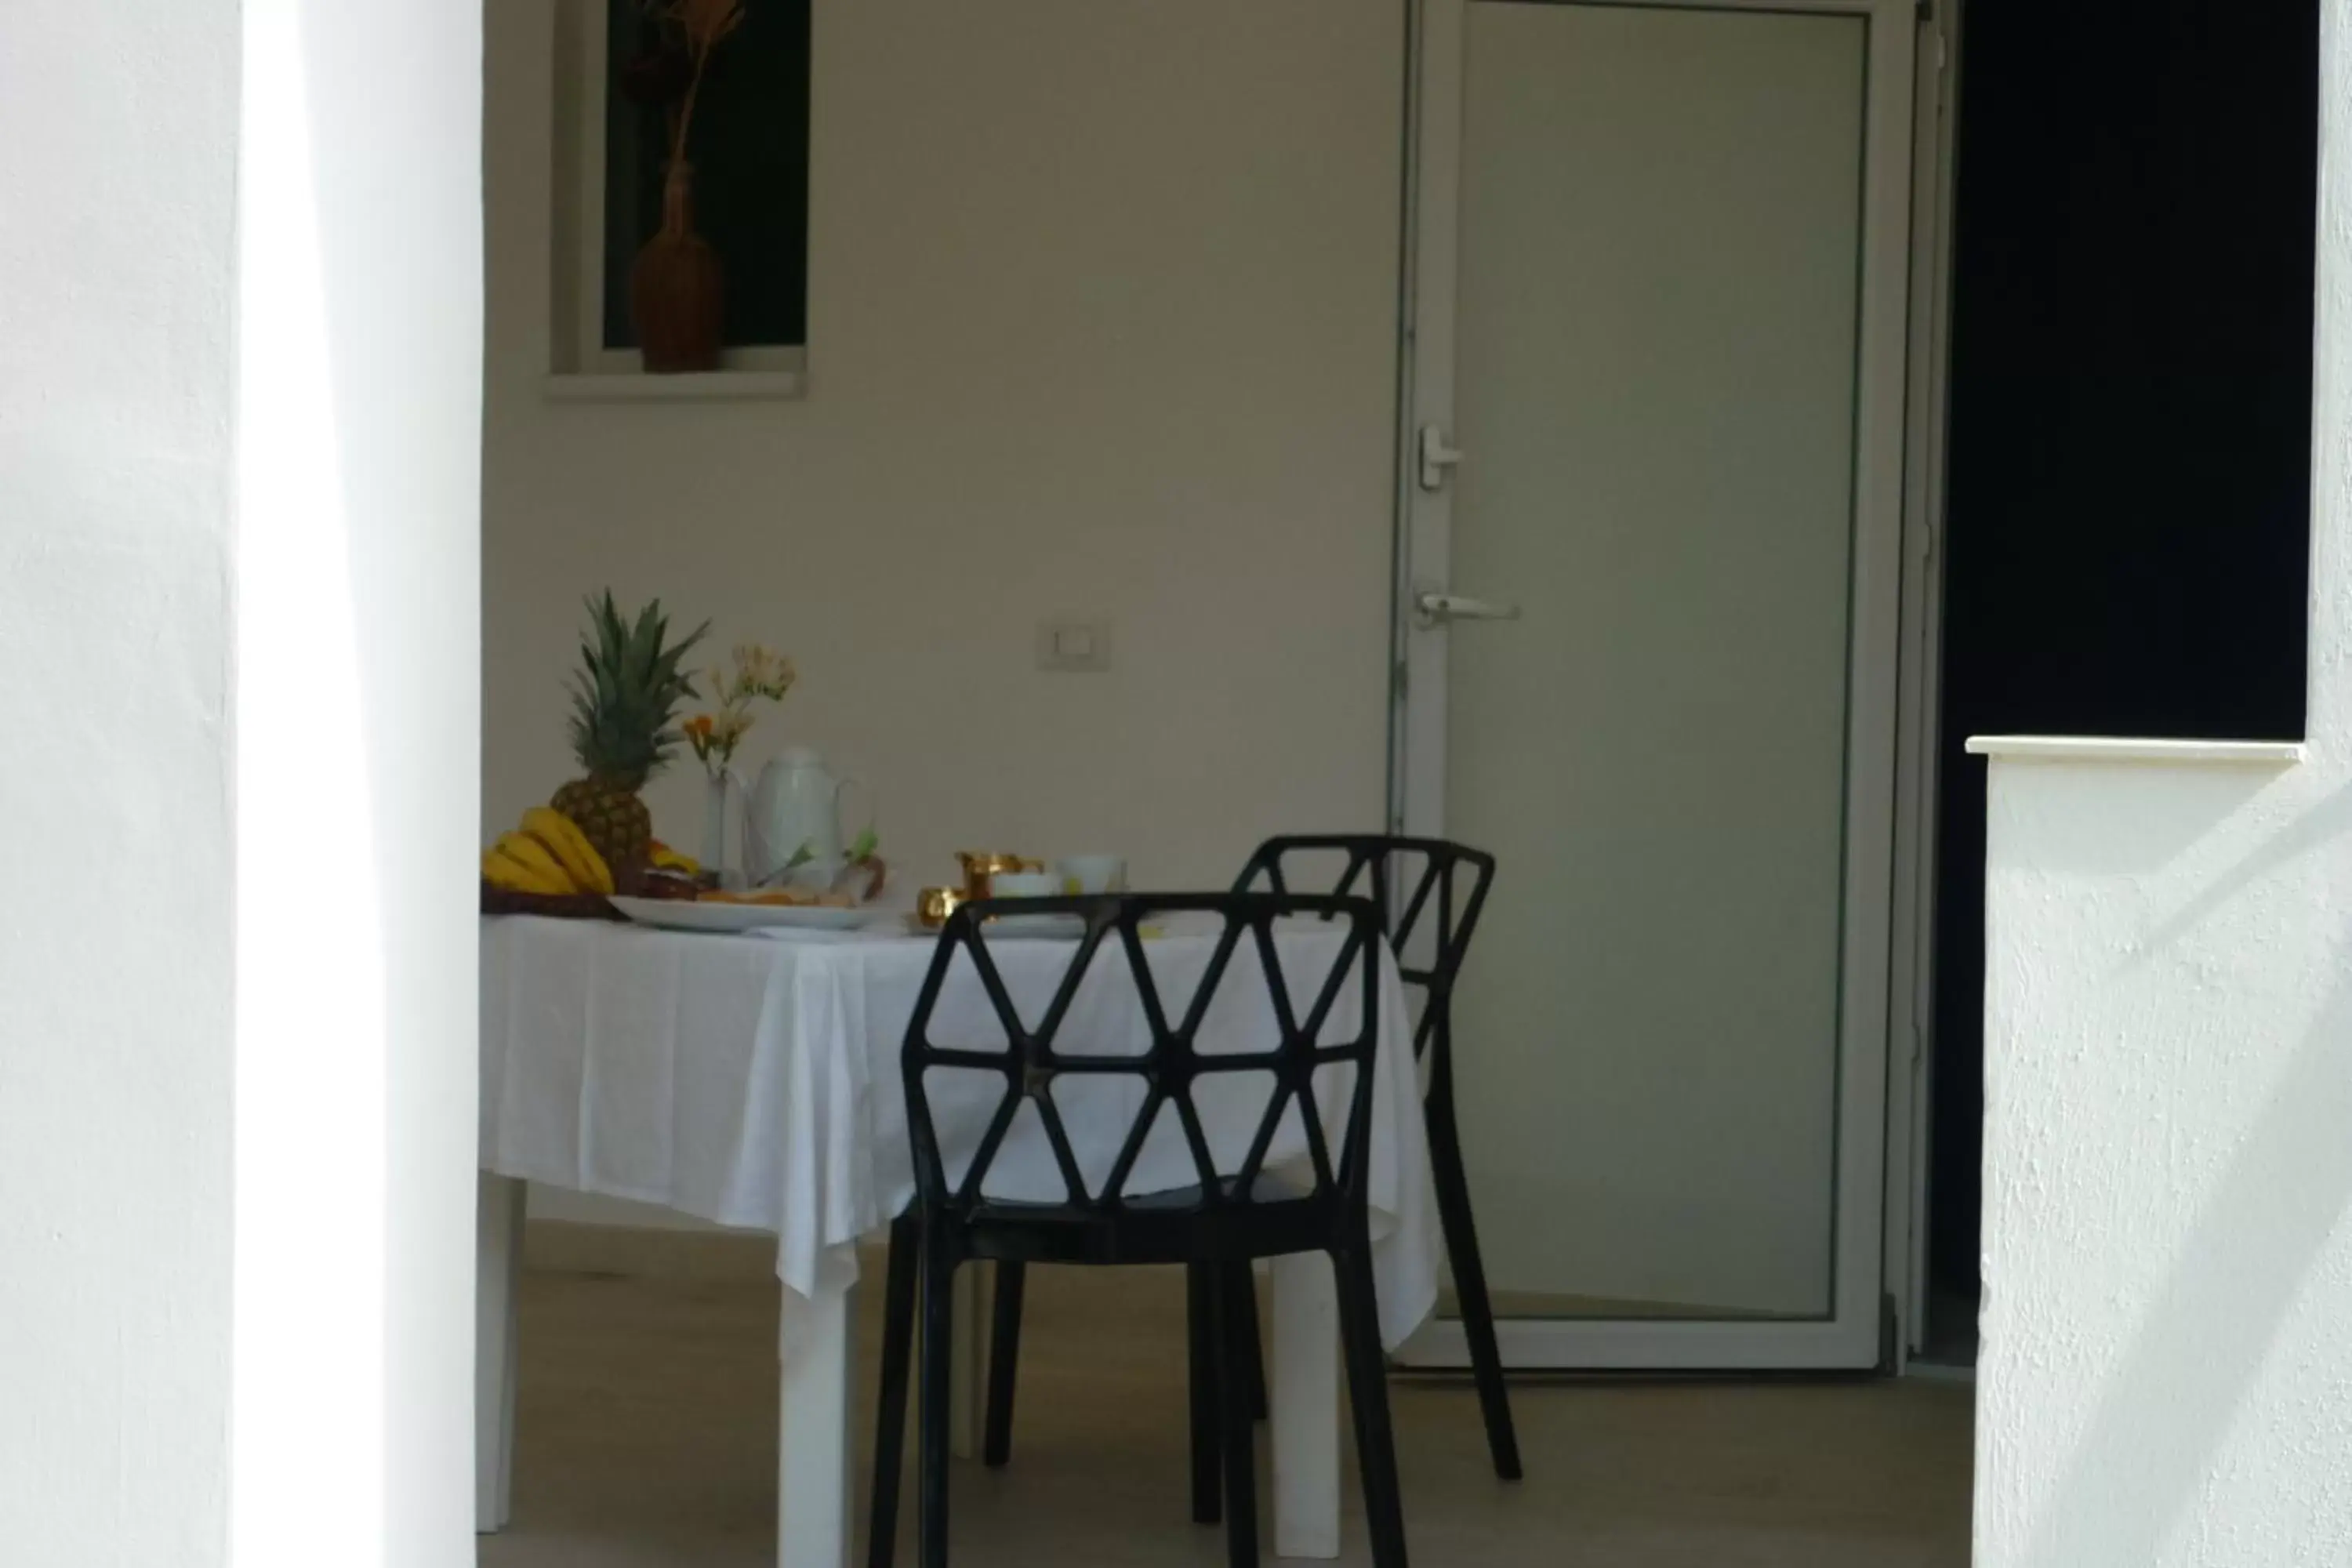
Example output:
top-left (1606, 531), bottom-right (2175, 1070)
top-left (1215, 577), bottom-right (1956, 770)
top-left (631, 162), bottom-right (724, 373)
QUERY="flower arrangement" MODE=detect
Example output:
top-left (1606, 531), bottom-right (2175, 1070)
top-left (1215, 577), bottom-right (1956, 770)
top-left (619, 0), bottom-right (747, 170)
top-left (684, 642), bottom-right (796, 777)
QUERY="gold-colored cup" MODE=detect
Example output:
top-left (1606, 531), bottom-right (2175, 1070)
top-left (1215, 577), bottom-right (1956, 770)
top-left (956, 851), bottom-right (1042, 902)
top-left (916, 886), bottom-right (966, 930)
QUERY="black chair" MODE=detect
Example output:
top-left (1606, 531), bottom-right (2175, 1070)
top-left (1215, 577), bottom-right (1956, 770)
top-left (1235, 837), bottom-right (1519, 1479)
top-left (866, 892), bottom-right (1410, 1567)
top-left (979, 838), bottom-right (1522, 1485)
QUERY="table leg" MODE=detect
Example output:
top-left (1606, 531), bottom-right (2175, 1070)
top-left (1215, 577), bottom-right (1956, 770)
top-left (949, 1262), bottom-right (988, 1461)
top-left (1271, 1251), bottom-right (1342, 1560)
top-left (475, 1172), bottom-right (525, 1534)
top-left (779, 1277), bottom-right (857, 1568)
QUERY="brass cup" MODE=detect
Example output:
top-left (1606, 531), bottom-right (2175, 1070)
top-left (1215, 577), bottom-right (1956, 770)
top-left (956, 851), bottom-right (1043, 902)
top-left (916, 886), bottom-right (966, 930)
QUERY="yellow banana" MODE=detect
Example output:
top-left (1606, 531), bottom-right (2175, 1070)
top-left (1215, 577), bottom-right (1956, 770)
top-left (482, 846), bottom-right (568, 895)
top-left (648, 840), bottom-right (699, 876)
top-left (492, 833), bottom-right (576, 893)
top-left (522, 808), bottom-right (613, 895)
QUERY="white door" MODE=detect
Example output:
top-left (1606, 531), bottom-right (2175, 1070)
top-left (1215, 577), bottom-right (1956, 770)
top-left (1396, 0), bottom-right (1915, 1370)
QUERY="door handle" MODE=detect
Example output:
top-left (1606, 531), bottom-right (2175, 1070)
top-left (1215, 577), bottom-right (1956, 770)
top-left (1418, 425), bottom-right (1464, 491)
top-left (1414, 590), bottom-right (1523, 628)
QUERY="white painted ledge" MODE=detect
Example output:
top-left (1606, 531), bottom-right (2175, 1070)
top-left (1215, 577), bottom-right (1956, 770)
top-left (539, 370), bottom-right (807, 404)
top-left (1965, 735), bottom-right (2307, 766)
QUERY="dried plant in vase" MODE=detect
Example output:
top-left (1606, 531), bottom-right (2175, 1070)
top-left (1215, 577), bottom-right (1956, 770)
top-left (622, 0), bottom-right (746, 372)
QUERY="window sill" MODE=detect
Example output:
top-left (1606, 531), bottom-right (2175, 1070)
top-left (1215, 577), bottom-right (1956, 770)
top-left (1965, 735), bottom-right (2307, 766)
top-left (540, 369), bottom-right (807, 404)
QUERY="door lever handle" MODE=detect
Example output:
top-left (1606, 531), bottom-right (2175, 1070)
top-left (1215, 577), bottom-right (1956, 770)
top-left (1414, 590), bottom-right (1523, 628)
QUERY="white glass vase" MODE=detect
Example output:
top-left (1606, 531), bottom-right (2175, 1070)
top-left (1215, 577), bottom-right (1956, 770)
top-left (700, 771), bottom-right (729, 881)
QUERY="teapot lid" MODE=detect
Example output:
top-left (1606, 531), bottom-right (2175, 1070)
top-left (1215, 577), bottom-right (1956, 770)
top-left (775, 745), bottom-right (825, 768)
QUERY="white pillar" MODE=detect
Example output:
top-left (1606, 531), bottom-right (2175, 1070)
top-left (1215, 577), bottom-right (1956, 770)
top-left (0, 2), bottom-right (483, 1564)
top-left (0, 5), bottom-right (240, 1562)
top-left (232, 2), bottom-right (484, 1564)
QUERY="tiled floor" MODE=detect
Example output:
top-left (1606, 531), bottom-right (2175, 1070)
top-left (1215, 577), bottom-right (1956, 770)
top-left (479, 1256), bottom-right (1974, 1566)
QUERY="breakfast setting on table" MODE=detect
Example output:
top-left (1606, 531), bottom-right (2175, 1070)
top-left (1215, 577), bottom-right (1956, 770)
top-left (478, 591), bottom-right (1131, 938)
top-left (475, 593), bottom-right (1504, 1568)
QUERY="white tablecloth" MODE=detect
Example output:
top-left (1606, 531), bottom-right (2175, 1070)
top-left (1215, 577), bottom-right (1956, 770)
top-left (478, 916), bottom-right (1441, 1347)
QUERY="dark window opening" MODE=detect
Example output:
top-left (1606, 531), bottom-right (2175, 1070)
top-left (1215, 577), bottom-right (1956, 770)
top-left (601, 0), bottom-right (811, 353)
top-left (1929, 0), bottom-right (2318, 1348)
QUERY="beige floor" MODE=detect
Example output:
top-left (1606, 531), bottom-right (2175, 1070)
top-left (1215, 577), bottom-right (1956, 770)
top-left (478, 1256), bottom-right (1974, 1566)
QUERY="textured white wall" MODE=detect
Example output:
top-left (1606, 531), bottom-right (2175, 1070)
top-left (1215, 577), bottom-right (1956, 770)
top-left (1974, 8), bottom-right (2352, 1563)
top-left (0, 5), bottom-right (238, 1561)
top-left (0, 2), bottom-right (481, 1563)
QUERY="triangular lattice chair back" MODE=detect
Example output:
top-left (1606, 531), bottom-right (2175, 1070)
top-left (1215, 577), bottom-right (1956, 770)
top-left (1234, 834), bottom-right (1495, 1064)
top-left (901, 891), bottom-right (1385, 1239)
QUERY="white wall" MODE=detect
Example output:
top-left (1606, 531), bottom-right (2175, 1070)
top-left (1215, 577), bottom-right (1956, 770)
top-left (0, 5), bottom-right (238, 1560)
top-left (485, 0), bottom-right (1406, 1229)
top-left (1, 3), bottom-right (483, 1564)
top-left (483, 0), bottom-right (1403, 887)
top-left (234, 1), bottom-right (485, 1561)
top-left (1973, 8), bottom-right (2352, 1562)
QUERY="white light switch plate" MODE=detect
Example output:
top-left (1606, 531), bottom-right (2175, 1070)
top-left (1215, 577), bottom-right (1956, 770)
top-left (1037, 618), bottom-right (1112, 673)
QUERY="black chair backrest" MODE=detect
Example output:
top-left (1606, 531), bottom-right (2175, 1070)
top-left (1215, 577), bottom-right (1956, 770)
top-left (1234, 834), bottom-right (1495, 1062)
top-left (902, 891), bottom-right (1385, 1227)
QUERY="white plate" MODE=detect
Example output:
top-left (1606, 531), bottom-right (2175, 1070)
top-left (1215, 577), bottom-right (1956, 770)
top-left (609, 897), bottom-right (882, 935)
top-left (977, 912), bottom-right (1088, 941)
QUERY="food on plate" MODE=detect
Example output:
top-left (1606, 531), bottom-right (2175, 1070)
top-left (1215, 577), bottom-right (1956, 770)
top-left (844, 854), bottom-right (888, 903)
top-left (700, 886), bottom-right (858, 908)
top-left (638, 867), bottom-right (702, 901)
top-left (548, 591), bottom-right (709, 882)
top-left (648, 840), bottom-right (699, 876)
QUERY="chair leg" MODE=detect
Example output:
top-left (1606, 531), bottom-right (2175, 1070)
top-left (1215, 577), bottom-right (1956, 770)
top-left (1187, 1261), bottom-right (1223, 1525)
top-left (1426, 1085), bottom-right (1523, 1479)
top-left (1237, 1265), bottom-right (1269, 1421)
top-left (982, 1261), bottom-right (1025, 1468)
top-left (1336, 1246), bottom-right (1410, 1568)
top-left (917, 1233), bottom-right (957, 1568)
top-left (866, 1214), bottom-right (920, 1568)
top-left (1212, 1264), bottom-right (1261, 1568)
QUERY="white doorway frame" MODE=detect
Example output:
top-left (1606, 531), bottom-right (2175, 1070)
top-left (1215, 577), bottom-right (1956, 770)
top-left (1883, 0), bottom-right (1965, 1369)
top-left (1388, 0), bottom-right (1922, 1371)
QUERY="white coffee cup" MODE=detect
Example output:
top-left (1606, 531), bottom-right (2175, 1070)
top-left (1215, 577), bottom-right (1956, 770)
top-left (1055, 855), bottom-right (1129, 895)
top-left (990, 871), bottom-right (1061, 899)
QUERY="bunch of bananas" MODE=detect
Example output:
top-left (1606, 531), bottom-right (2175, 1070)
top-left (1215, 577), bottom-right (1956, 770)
top-left (483, 808), bottom-right (615, 896)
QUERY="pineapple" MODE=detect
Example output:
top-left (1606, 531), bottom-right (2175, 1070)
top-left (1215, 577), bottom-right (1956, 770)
top-left (550, 592), bottom-right (709, 884)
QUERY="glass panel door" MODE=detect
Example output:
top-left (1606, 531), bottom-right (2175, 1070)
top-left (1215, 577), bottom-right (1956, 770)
top-left (1396, 0), bottom-right (1915, 1369)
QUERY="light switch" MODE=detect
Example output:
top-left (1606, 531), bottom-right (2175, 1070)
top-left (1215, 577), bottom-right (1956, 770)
top-left (1038, 618), bottom-right (1112, 673)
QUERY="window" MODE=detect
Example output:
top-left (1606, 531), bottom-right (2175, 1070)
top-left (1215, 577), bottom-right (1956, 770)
top-left (550, 0), bottom-right (811, 392)
top-left (1942, 2), bottom-right (2316, 746)
top-left (1929, 0), bottom-right (2319, 1324)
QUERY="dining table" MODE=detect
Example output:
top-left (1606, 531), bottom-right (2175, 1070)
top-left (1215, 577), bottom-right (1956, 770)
top-left (474, 907), bottom-right (1441, 1566)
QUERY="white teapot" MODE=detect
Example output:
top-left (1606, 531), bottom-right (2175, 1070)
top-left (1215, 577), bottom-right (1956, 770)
top-left (739, 747), bottom-right (869, 887)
